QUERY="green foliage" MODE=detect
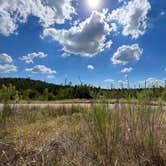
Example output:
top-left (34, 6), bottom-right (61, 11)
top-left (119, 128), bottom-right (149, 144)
top-left (87, 106), bottom-right (122, 165)
top-left (0, 78), bottom-right (166, 101)
top-left (0, 102), bottom-right (12, 127)
top-left (0, 78), bottom-right (93, 100)
top-left (23, 89), bottom-right (39, 100)
top-left (0, 84), bottom-right (19, 102)
top-left (161, 89), bottom-right (166, 101)
top-left (85, 104), bottom-right (165, 165)
top-left (0, 84), bottom-right (19, 127)
top-left (137, 89), bottom-right (154, 102)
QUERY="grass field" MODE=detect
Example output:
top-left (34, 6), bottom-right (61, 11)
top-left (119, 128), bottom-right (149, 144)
top-left (0, 100), bottom-right (166, 166)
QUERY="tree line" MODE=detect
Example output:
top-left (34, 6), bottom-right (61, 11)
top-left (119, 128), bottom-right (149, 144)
top-left (0, 78), bottom-right (166, 101)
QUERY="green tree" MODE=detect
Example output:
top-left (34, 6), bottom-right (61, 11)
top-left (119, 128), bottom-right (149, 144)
top-left (23, 89), bottom-right (39, 100)
top-left (0, 84), bottom-right (19, 102)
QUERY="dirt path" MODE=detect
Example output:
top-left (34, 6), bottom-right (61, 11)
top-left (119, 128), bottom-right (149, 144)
top-left (0, 103), bottom-right (166, 110)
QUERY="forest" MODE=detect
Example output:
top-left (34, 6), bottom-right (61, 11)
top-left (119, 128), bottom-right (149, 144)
top-left (0, 77), bottom-right (166, 101)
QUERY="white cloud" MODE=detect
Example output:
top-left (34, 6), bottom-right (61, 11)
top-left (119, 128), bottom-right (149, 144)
top-left (160, 11), bottom-right (165, 16)
top-left (121, 67), bottom-right (133, 73)
top-left (118, 0), bottom-right (123, 3)
top-left (47, 75), bottom-right (55, 79)
top-left (42, 10), bottom-right (114, 57)
top-left (105, 40), bottom-right (113, 49)
top-left (103, 79), bottom-right (115, 89)
top-left (139, 77), bottom-right (164, 88)
top-left (87, 65), bottom-right (94, 70)
top-left (108, 0), bottom-right (151, 39)
top-left (0, 53), bottom-right (13, 63)
top-left (0, 0), bottom-right (75, 36)
top-left (20, 52), bottom-right (47, 64)
top-left (124, 74), bottom-right (128, 79)
top-left (118, 80), bottom-right (128, 88)
top-left (26, 65), bottom-right (56, 74)
top-left (111, 44), bottom-right (143, 65)
top-left (110, 23), bottom-right (118, 32)
top-left (0, 64), bottom-right (17, 73)
top-left (104, 79), bottom-right (114, 83)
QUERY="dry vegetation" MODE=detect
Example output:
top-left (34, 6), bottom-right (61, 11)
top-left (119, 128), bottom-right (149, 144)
top-left (0, 101), bottom-right (166, 166)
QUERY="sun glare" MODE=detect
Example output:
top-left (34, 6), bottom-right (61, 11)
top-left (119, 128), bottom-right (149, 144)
top-left (86, 0), bottom-right (101, 9)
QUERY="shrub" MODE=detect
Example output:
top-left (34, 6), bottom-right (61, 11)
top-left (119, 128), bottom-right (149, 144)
top-left (161, 90), bottom-right (166, 101)
top-left (0, 102), bottom-right (12, 127)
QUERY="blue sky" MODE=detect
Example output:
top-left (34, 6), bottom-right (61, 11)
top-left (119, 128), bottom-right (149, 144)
top-left (0, 0), bottom-right (166, 88)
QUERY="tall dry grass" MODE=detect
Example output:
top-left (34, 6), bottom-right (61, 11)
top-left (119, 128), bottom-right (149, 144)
top-left (84, 101), bottom-right (166, 166)
top-left (0, 102), bottom-right (165, 166)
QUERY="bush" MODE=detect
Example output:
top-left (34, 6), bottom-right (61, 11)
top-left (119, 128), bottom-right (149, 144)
top-left (161, 90), bottom-right (166, 101)
top-left (0, 84), bottom-right (19, 102)
top-left (0, 103), bottom-right (12, 127)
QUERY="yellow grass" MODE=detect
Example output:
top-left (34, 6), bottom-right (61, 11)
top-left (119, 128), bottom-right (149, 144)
top-left (0, 103), bottom-right (166, 165)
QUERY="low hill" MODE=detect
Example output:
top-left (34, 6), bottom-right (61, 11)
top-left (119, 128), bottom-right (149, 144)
top-left (0, 77), bottom-right (166, 101)
top-left (0, 78), bottom-right (96, 100)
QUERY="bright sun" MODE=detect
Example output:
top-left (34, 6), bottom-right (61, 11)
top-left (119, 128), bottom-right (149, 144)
top-left (86, 0), bottom-right (101, 9)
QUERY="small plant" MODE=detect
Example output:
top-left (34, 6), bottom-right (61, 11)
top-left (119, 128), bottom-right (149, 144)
top-left (0, 102), bottom-right (12, 127)
top-left (161, 90), bottom-right (166, 101)
top-left (85, 105), bottom-right (123, 165)
top-left (0, 84), bottom-right (19, 127)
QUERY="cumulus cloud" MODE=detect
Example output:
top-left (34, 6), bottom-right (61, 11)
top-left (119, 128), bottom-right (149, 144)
top-left (108, 0), bottom-right (151, 39)
top-left (20, 52), bottom-right (47, 64)
top-left (105, 40), bottom-right (113, 49)
top-left (0, 0), bottom-right (75, 36)
top-left (0, 64), bottom-right (17, 73)
top-left (47, 75), bottom-right (55, 79)
top-left (87, 65), bottom-right (94, 70)
top-left (0, 53), bottom-right (13, 63)
top-left (111, 44), bottom-right (143, 65)
top-left (121, 67), bottom-right (133, 73)
top-left (118, 80), bottom-right (128, 88)
top-left (42, 10), bottom-right (114, 57)
top-left (160, 11), bottom-right (165, 16)
top-left (104, 79), bottom-right (114, 83)
top-left (26, 65), bottom-right (56, 74)
top-left (139, 77), bottom-right (164, 88)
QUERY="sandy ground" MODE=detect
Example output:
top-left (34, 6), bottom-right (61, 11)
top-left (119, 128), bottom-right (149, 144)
top-left (0, 102), bottom-right (166, 111)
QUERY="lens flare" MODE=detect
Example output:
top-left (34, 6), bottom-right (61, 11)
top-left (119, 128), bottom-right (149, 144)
top-left (86, 0), bottom-right (101, 9)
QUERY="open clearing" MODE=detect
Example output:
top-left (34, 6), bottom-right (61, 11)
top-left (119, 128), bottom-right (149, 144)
top-left (0, 102), bottom-right (166, 165)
